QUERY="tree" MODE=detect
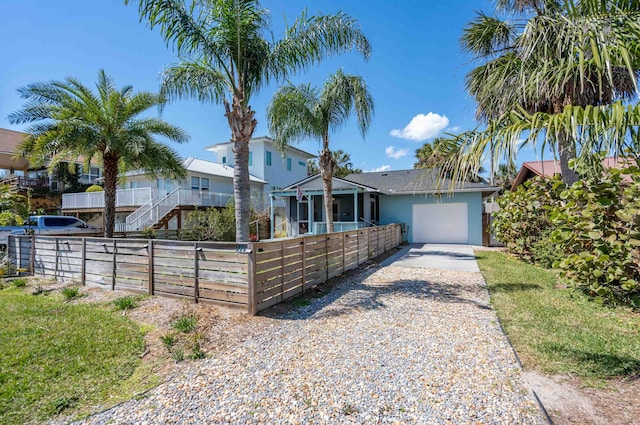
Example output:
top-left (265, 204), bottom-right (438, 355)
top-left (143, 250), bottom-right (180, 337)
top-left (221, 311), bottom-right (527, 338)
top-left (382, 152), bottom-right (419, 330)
top-left (414, 138), bottom-right (454, 169)
top-left (9, 70), bottom-right (188, 237)
top-left (414, 135), bottom-right (486, 183)
top-left (268, 70), bottom-right (374, 233)
top-left (126, 0), bottom-right (371, 242)
top-left (307, 149), bottom-right (362, 178)
top-left (495, 160), bottom-right (517, 191)
top-left (454, 0), bottom-right (640, 185)
top-left (0, 183), bottom-right (26, 226)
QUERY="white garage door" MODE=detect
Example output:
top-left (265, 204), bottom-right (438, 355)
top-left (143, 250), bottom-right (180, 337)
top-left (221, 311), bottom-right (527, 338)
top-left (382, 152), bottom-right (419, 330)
top-left (412, 203), bottom-right (468, 244)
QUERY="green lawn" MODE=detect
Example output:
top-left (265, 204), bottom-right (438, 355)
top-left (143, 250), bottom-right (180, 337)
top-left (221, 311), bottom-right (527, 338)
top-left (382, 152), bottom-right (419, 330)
top-left (476, 251), bottom-right (640, 379)
top-left (0, 285), bottom-right (148, 424)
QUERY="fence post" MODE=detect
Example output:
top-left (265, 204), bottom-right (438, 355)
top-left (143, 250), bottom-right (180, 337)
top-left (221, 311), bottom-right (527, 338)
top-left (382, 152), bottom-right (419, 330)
top-left (81, 238), bottom-right (86, 286)
top-left (324, 234), bottom-right (329, 282)
top-left (301, 238), bottom-right (306, 293)
top-left (16, 235), bottom-right (21, 271)
top-left (341, 232), bottom-right (345, 274)
top-left (279, 240), bottom-right (285, 302)
top-left (194, 243), bottom-right (199, 304)
top-left (247, 246), bottom-right (257, 315)
top-left (30, 235), bottom-right (35, 276)
top-left (54, 238), bottom-right (59, 279)
top-left (148, 240), bottom-right (154, 295)
top-left (111, 239), bottom-right (116, 290)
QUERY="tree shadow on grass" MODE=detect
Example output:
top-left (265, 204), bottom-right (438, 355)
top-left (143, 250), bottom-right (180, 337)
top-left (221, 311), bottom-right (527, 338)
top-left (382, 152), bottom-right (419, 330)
top-left (260, 262), bottom-right (492, 321)
top-left (488, 283), bottom-right (542, 293)
top-left (540, 342), bottom-right (640, 377)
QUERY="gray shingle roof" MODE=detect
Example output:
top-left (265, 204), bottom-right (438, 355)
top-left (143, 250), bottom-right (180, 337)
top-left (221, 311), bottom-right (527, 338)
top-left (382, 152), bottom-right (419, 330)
top-left (343, 169), bottom-right (496, 195)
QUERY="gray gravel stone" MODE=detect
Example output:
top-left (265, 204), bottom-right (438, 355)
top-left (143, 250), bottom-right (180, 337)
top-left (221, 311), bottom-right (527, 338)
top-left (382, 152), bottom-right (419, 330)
top-left (76, 264), bottom-right (543, 425)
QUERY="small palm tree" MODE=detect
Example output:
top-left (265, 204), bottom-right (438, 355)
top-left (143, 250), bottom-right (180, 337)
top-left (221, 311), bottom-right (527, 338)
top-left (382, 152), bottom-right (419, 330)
top-left (126, 0), bottom-right (371, 241)
top-left (9, 70), bottom-right (188, 237)
top-left (268, 69), bottom-right (374, 233)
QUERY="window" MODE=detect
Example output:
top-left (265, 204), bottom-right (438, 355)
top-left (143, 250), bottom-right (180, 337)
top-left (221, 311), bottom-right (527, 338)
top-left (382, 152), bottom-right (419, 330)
top-left (222, 156), bottom-right (227, 164)
top-left (298, 161), bottom-right (305, 167)
top-left (248, 151), bottom-right (253, 166)
top-left (191, 177), bottom-right (210, 191)
top-left (266, 151), bottom-right (272, 166)
top-left (157, 179), bottom-right (173, 192)
top-left (128, 181), bottom-right (138, 189)
top-left (287, 157), bottom-right (292, 171)
top-left (43, 217), bottom-right (83, 227)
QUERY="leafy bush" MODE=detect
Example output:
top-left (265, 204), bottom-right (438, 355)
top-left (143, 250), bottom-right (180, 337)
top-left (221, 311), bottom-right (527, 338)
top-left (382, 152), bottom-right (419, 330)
top-left (492, 176), bottom-right (564, 264)
top-left (550, 166), bottom-right (640, 307)
top-left (85, 185), bottom-right (104, 192)
top-left (181, 199), bottom-right (236, 241)
top-left (141, 227), bottom-right (157, 239)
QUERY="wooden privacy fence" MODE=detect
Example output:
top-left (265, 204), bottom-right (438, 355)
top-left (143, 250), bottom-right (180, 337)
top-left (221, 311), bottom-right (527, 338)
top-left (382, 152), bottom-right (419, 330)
top-left (7, 223), bottom-right (401, 314)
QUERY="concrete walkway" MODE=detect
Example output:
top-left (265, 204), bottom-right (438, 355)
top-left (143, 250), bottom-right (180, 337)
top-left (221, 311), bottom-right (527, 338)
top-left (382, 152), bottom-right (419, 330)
top-left (381, 243), bottom-right (480, 272)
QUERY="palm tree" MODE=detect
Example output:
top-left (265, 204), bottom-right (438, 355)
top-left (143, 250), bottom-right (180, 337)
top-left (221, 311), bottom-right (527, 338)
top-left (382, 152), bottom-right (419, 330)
top-left (267, 69), bottom-right (374, 233)
top-left (9, 70), bottom-right (188, 237)
top-left (307, 149), bottom-right (362, 178)
top-left (126, 0), bottom-right (371, 242)
top-left (455, 0), bottom-right (640, 185)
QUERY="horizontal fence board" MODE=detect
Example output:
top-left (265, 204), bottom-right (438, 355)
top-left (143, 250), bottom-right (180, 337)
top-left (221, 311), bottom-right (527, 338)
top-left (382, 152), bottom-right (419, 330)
top-left (198, 288), bottom-right (248, 304)
top-left (199, 281), bottom-right (248, 294)
top-left (198, 269), bottom-right (247, 284)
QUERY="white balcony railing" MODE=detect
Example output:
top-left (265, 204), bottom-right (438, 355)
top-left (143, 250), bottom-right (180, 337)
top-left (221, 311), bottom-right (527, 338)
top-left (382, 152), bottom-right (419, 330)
top-left (62, 187), bottom-right (156, 209)
top-left (114, 188), bottom-right (234, 232)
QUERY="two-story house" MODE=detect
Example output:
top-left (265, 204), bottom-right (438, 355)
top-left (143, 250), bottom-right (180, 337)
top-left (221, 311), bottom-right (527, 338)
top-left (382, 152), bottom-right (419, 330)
top-left (205, 136), bottom-right (316, 235)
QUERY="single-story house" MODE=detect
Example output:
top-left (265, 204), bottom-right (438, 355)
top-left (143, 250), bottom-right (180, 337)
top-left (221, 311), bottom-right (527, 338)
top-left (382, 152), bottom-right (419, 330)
top-left (269, 169), bottom-right (499, 245)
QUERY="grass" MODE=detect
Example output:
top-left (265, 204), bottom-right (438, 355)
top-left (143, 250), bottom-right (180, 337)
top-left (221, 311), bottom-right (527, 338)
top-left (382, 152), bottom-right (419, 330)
top-left (0, 286), bottom-right (148, 424)
top-left (60, 286), bottom-right (81, 301)
top-left (11, 278), bottom-right (27, 288)
top-left (476, 251), bottom-right (640, 379)
top-left (113, 295), bottom-right (138, 311)
top-left (171, 314), bottom-right (197, 333)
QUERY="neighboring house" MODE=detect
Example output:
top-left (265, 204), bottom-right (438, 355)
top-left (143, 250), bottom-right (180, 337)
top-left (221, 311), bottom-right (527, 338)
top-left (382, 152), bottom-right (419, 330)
top-left (270, 169), bottom-right (499, 245)
top-left (1, 128), bottom-right (103, 212)
top-left (62, 157), bottom-right (266, 231)
top-left (511, 157), bottom-right (636, 190)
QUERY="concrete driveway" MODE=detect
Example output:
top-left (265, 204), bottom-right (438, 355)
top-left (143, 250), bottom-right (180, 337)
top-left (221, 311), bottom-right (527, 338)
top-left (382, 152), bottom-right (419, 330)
top-left (380, 243), bottom-right (479, 272)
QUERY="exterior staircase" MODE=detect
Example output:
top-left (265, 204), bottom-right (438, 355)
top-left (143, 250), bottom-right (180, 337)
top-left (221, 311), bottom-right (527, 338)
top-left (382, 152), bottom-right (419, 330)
top-left (116, 187), bottom-right (181, 232)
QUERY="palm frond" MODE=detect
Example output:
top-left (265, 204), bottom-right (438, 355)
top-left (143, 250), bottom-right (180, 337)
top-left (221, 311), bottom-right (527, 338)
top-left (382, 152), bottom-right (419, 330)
top-left (161, 60), bottom-right (229, 103)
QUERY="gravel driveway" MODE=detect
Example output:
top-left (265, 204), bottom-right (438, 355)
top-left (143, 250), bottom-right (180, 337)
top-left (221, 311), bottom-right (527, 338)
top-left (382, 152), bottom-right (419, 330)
top-left (79, 256), bottom-right (543, 424)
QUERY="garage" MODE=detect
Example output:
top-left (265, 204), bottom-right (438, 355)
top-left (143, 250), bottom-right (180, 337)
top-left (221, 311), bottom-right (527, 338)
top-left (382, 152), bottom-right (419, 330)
top-left (412, 203), bottom-right (468, 244)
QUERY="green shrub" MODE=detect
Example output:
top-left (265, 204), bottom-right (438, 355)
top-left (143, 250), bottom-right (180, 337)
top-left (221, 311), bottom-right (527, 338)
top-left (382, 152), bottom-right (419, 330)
top-left (141, 227), bottom-right (157, 239)
top-left (492, 176), bottom-right (564, 265)
top-left (181, 199), bottom-right (235, 241)
top-left (171, 314), bottom-right (197, 333)
top-left (61, 286), bottom-right (81, 301)
top-left (113, 295), bottom-right (138, 311)
top-left (160, 333), bottom-right (176, 351)
top-left (188, 342), bottom-right (206, 360)
top-left (11, 278), bottom-right (27, 288)
top-left (550, 166), bottom-right (640, 307)
top-left (85, 185), bottom-right (104, 192)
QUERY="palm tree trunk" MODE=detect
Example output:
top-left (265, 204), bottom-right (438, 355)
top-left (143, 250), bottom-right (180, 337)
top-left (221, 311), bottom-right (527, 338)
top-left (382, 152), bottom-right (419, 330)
top-left (319, 145), bottom-right (336, 233)
top-left (102, 154), bottom-right (119, 238)
top-left (558, 131), bottom-right (579, 185)
top-left (225, 97), bottom-right (257, 242)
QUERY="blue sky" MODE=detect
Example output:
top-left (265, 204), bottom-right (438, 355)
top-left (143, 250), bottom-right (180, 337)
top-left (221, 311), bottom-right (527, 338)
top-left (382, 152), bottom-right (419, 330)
top-left (0, 0), bottom-right (543, 173)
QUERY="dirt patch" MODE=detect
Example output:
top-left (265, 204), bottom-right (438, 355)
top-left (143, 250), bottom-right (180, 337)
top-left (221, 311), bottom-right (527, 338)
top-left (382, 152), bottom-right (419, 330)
top-left (524, 371), bottom-right (640, 425)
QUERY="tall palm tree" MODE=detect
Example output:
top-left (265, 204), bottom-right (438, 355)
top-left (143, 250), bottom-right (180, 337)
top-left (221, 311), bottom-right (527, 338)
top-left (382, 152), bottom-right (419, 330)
top-left (267, 69), bottom-right (374, 233)
top-left (9, 70), bottom-right (188, 237)
top-left (126, 0), bottom-right (371, 242)
top-left (455, 0), bottom-right (640, 185)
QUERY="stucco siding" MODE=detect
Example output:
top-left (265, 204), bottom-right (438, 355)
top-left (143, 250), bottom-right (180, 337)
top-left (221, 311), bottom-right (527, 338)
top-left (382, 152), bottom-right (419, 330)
top-left (378, 192), bottom-right (484, 245)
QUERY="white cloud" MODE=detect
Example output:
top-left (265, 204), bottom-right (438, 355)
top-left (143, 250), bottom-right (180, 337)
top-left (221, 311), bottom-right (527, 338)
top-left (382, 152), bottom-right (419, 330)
top-left (390, 113), bottom-right (449, 141)
top-left (385, 146), bottom-right (409, 159)
top-left (369, 165), bottom-right (391, 172)
top-left (447, 126), bottom-right (461, 133)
